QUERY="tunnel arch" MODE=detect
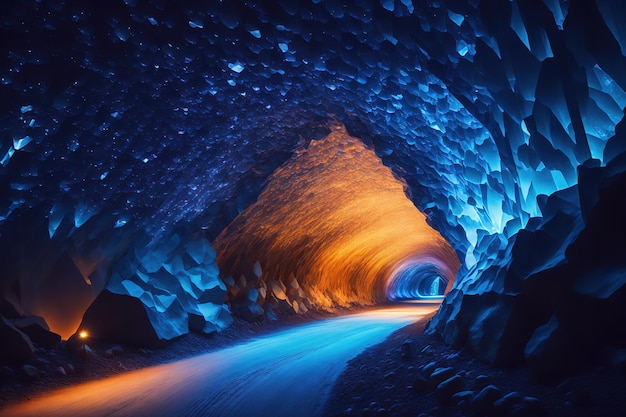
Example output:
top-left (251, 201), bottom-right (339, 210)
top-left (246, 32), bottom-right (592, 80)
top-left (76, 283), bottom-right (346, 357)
top-left (386, 258), bottom-right (455, 300)
top-left (213, 124), bottom-right (460, 314)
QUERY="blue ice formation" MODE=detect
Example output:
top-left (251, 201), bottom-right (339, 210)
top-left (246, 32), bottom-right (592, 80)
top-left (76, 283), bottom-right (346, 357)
top-left (0, 0), bottom-right (625, 365)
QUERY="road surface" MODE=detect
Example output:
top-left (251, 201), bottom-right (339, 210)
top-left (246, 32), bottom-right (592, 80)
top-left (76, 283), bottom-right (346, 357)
top-left (1, 304), bottom-right (436, 417)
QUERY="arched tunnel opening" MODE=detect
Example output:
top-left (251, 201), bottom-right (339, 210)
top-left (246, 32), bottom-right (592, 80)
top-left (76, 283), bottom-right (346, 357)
top-left (387, 261), bottom-right (451, 300)
top-left (212, 124), bottom-right (459, 316)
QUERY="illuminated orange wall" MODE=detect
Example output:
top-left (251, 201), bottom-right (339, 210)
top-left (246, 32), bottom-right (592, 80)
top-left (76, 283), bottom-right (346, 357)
top-left (214, 125), bottom-right (459, 308)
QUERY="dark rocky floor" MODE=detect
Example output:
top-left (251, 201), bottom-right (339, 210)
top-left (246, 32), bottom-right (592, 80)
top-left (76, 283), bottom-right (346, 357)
top-left (324, 317), bottom-right (626, 417)
top-left (3, 309), bottom-right (626, 417)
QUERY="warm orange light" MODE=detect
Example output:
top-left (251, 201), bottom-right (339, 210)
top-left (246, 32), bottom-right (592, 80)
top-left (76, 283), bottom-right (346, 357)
top-left (214, 124), bottom-right (459, 307)
top-left (79, 330), bottom-right (89, 339)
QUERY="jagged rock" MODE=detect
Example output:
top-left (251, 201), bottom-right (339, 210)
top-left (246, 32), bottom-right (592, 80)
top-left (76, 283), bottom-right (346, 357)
top-left (435, 374), bottom-right (463, 404)
top-left (420, 345), bottom-right (433, 355)
top-left (451, 390), bottom-right (473, 409)
top-left (493, 392), bottom-right (523, 416)
top-left (32, 357), bottom-right (49, 369)
top-left (470, 385), bottom-right (503, 415)
top-left (421, 361), bottom-right (436, 375)
top-left (80, 344), bottom-right (96, 360)
top-left (78, 290), bottom-right (169, 346)
top-left (430, 290), bottom-right (468, 348)
top-left (466, 292), bottom-right (538, 366)
top-left (100, 344), bottom-right (124, 358)
top-left (400, 339), bottom-right (412, 359)
top-left (0, 316), bottom-right (35, 364)
top-left (20, 364), bottom-right (39, 381)
top-left (252, 261), bottom-right (262, 279)
top-left (189, 302), bottom-right (232, 335)
top-left (472, 374), bottom-right (493, 391)
top-left (238, 300), bottom-right (265, 322)
top-left (111, 345), bottom-right (124, 355)
top-left (64, 363), bottom-right (75, 374)
top-left (268, 280), bottom-right (288, 301)
top-left (138, 348), bottom-right (153, 356)
top-left (11, 316), bottom-right (61, 349)
top-left (428, 367), bottom-right (455, 388)
top-left (520, 397), bottom-right (545, 415)
top-left (524, 314), bottom-right (577, 381)
top-left (265, 307), bottom-right (278, 321)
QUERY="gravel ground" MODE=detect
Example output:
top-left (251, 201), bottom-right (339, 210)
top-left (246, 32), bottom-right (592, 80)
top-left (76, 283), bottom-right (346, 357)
top-left (323, 316), bottom-right (626, 417)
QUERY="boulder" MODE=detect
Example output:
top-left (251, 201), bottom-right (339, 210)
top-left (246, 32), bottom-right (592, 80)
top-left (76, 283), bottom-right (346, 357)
top-left (470, 385), bottom-right (503, 415)
top-left (524, 314), bottom-right (578, 381)
top-left (435, 374), bottom-right (463, 404)
top-left (400, 339), bottom-right (412, 359)
top-left (20, 364), bottom-right (39, 381)
top-left (429, 289), bottom-right (468, 348)
top-left (0, 316), bottom-right (35, 364)
top-left (520, 397), bottom-right (545, 415)
top-left (467, 292), bottom-right (538, 366)
top-left (11, 316), bottom-right (61, 349)
top-left (189, 302), bottom-right (232, 334)
top-left (100, 233), bottom-right (231, 343)
top-left (429, 367), bottom-right (455, 388)
top-left (472, 374), bottom-right (493, 391)
top-left (451, 390), bottom-right (473, 407)
top-left (493, 392), bottom-right (522, 416)
top-left (238, 299), bottom-right (265, 322)
top-left (77, 290), bottom-right (165, 346)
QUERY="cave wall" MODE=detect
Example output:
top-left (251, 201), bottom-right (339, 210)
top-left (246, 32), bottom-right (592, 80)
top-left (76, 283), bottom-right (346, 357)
top-left (0, 0), bottom-right (625, 365)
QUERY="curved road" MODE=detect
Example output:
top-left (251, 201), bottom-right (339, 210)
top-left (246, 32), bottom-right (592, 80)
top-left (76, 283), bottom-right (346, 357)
top-left (1, 304), bottom-right (436, 417)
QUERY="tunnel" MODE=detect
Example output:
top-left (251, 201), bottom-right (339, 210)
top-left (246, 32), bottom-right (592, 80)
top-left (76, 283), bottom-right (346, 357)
top-left (1, 0), bottom-right (626, 391)
top-left (213, 123), bottom-right (459, 317)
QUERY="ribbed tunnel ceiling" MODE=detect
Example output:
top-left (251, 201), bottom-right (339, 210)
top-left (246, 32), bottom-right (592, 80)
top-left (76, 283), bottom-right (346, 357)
top-left (2, 0), bottom-right (626, 356)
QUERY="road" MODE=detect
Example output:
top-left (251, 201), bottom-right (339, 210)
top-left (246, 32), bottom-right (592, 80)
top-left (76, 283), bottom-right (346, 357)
top-left (1, 304), bottom-right (436, 417)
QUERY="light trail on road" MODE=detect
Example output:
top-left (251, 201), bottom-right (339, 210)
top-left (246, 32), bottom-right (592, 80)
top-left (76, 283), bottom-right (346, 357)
top-left (1, 304), bottom-right (437, 417)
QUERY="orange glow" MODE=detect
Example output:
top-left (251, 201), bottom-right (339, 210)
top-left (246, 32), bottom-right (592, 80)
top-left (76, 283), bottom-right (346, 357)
top-left (79, 330), bottom-right (89, 339)
top-left (1, 305), bottom-right (436, 417)
top-left (214, 124), bottom-right (459, 307)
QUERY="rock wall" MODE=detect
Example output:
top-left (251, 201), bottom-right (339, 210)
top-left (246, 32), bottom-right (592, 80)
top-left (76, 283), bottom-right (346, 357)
top-left (1, 0), bottom-right (626, 368)
top-left (430, 152), bottom-right (626, 379)
top-left (78, 232), bottom-right (231, 346)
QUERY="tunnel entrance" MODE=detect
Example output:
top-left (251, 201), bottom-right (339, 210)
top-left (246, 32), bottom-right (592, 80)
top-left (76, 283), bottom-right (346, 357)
top-left (213, 124), bottom-right (459, 317)
top-left (386, 260), bottom-right (451, 300)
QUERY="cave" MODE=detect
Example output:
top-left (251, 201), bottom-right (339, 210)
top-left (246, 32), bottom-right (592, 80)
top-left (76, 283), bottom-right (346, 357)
top-left (1, 0), bottom-right (626, 415)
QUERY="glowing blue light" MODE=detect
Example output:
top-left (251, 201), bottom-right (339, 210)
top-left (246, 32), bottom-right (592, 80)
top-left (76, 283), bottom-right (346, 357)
top-left (228, 62), bottom-right (245, 73)
top-left (13, 136), bottom-right (33, 150)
